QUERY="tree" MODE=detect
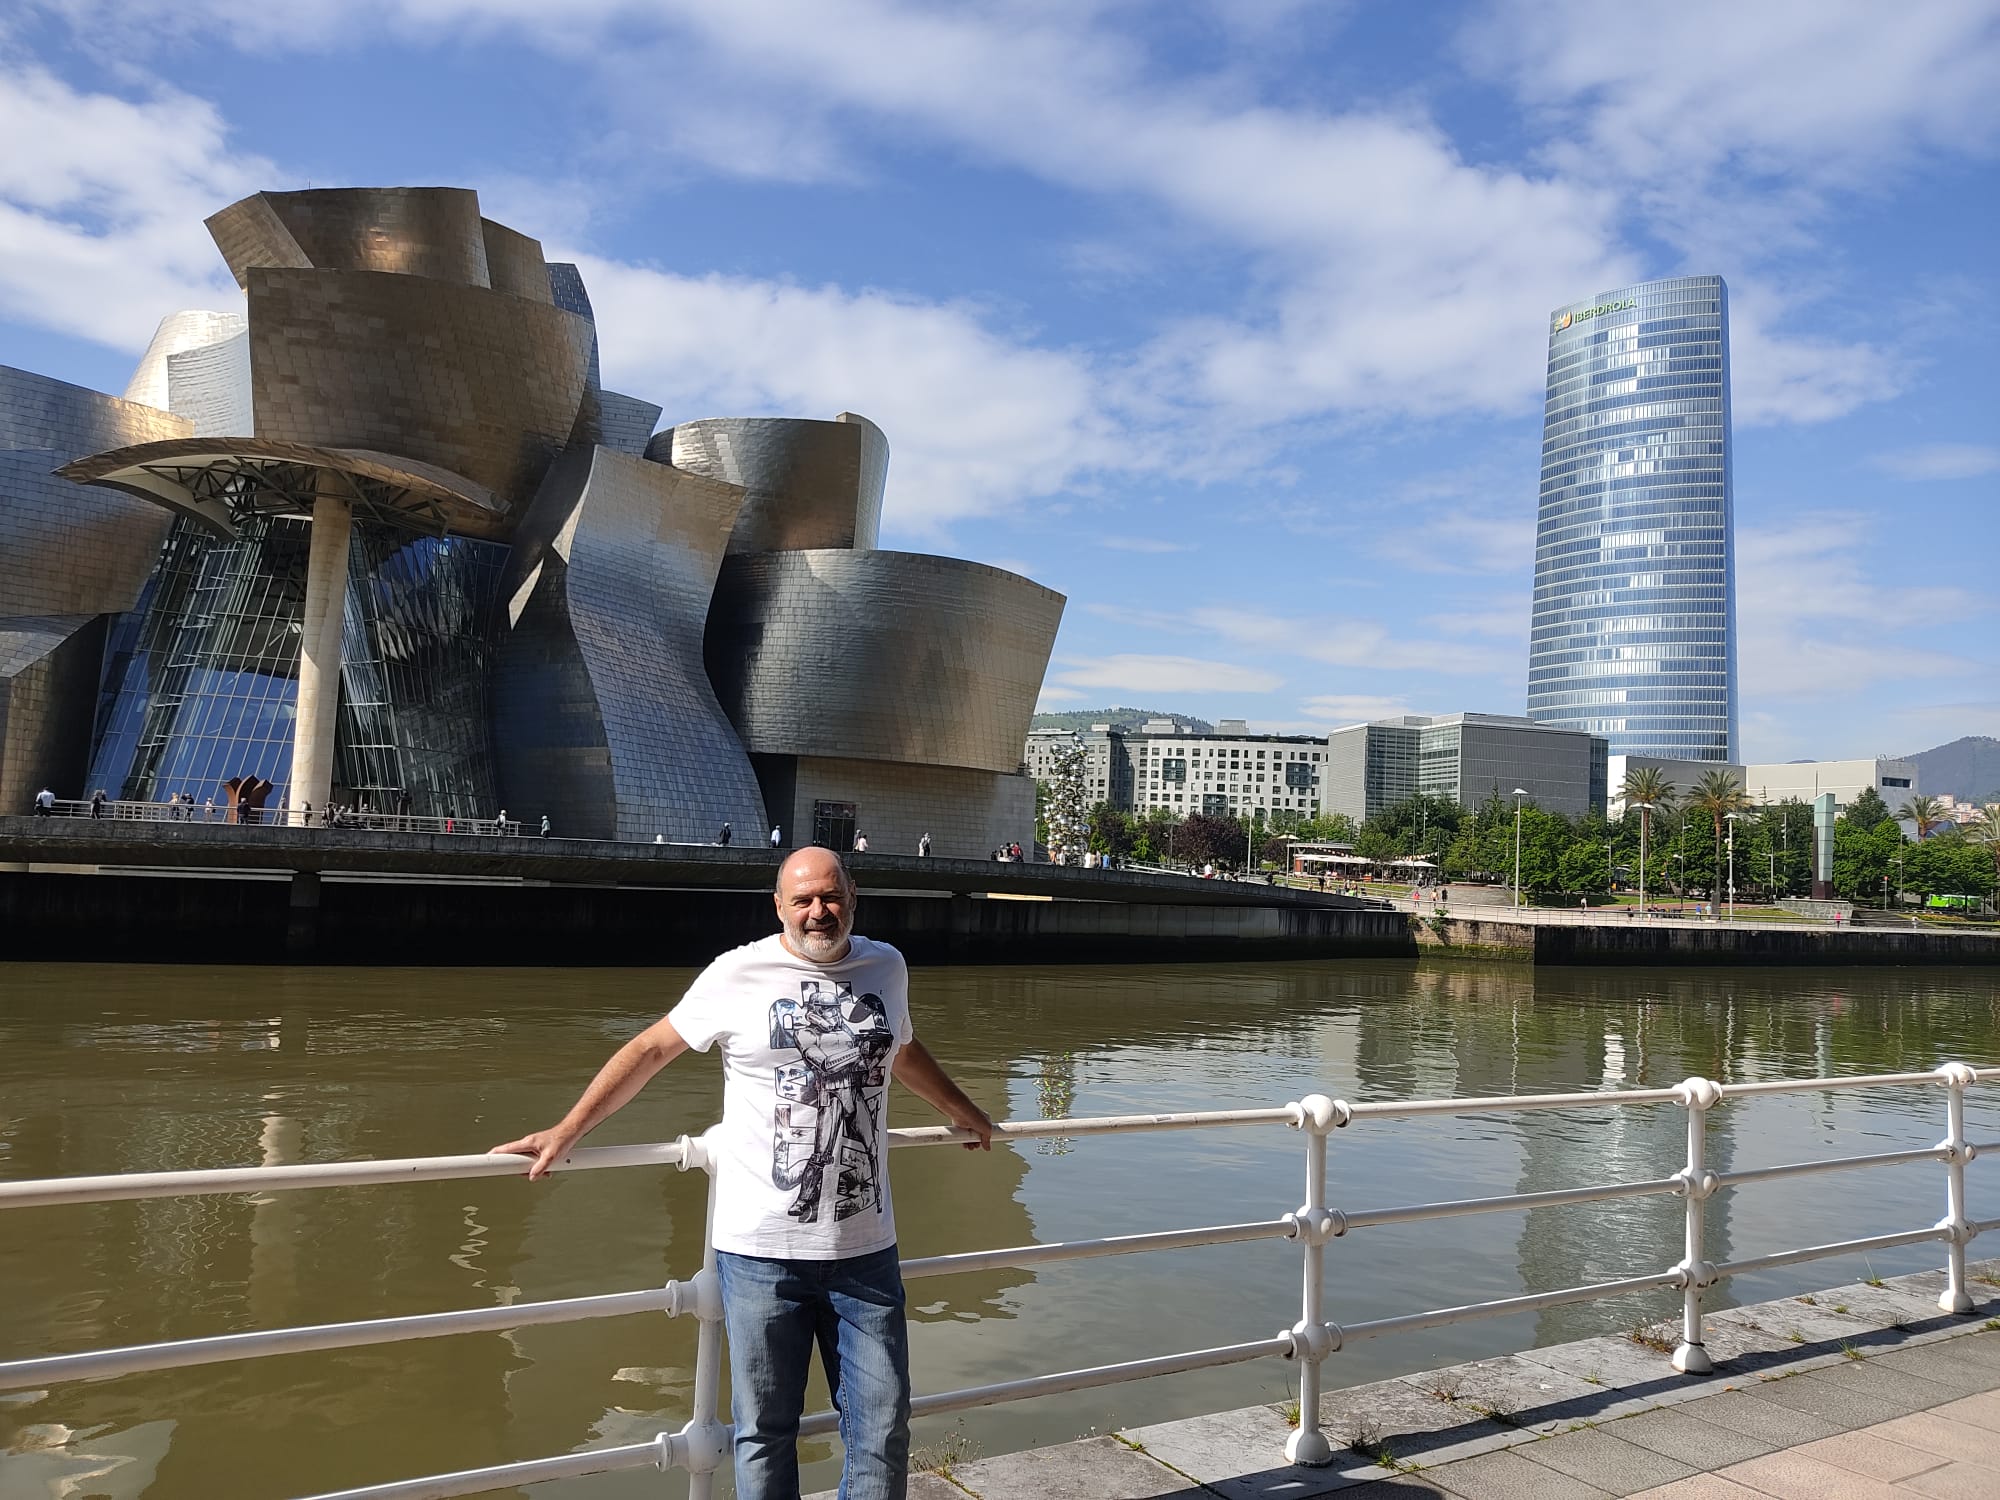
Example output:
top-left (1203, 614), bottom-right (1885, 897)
top-left (1176, 811), bottom-right (1243, 871)
top-left (1832, 816), bottom-right (1902, 905)
top-left (1971, 803), bottom-right (2000, 884)
top-left (1686, 769), bottom-right (1751, 902)
top-left (1902, 832), bottom-right (1997, 901)
top-left (1558, 839), bottom-right (1610, 897)
top-left (1896, 795), bottom-right (1951, 840)
top-left (1841, 785), bottom-right (1892, 830)
top-left (1620, 764), bottom-right (1678, 895)
top-left (1087, 803), bottom-right (1135, 859)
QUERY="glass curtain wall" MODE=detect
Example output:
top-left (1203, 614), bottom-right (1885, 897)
top-left (1527, 275), bottom-right (1737, 761)
top-left (92, 514), bottom-right (507, 815)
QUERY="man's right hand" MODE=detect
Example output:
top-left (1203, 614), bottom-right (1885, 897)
top-left (489, 1125), bottom-right (582, 1180)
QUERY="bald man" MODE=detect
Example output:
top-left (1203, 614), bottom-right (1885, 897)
top-left (494, 845), bottom-right (992, 1500)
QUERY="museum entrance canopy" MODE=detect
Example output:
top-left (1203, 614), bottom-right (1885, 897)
top-left (57, 438), bottom-right (507, 541)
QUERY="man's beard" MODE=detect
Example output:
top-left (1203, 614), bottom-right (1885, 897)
top-left (787, 913), bottom-right (852, 960)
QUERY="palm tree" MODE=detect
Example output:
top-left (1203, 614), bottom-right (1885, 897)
top-left (1621, 765), bottom-right (1677, 901)
top-left (1896, 794), bottom-right (1950, 840)
top-left (1686, 769), bottom-right (1750, 900)
top-left (1971, 803), bottom-right (2000, 881)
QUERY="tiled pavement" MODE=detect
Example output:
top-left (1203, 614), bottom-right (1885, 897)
top-left (809, 1262), bottom-right (2000, 1500)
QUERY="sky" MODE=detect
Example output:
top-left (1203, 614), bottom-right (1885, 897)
top-left (2, 0), bottom-right (1995, 761)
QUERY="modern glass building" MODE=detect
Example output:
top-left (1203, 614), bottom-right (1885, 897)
top-left (1527, 275), bottom-right (1737, 762)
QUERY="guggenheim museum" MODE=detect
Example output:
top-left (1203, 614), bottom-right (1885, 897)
top-left (0, 187), bottom-right (1065, 855)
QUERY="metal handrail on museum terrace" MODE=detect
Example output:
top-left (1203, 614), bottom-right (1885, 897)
top-left (33, 798), bottom-right (519, 837)
top-left (1, 1068), bottom-right (1994, 1500)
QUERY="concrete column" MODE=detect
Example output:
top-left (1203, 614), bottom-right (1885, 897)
top-left (292, 496), bottom-right (351, 814)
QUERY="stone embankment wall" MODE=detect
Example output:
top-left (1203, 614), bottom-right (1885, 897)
top-left (1415, 912), bottom-right (2000, 966)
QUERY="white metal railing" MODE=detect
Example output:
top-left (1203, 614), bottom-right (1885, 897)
top-left (28, 798), bottom-right (520, 836)
top-left (2, 1069), bottom-right (1994, 1499)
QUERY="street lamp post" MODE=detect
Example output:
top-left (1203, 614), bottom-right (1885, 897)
top-left (1512, 788), bottom-right (1528, 911)
top-left (1725, 812), bottom-right (1742, 922)
top-left (1633, 801), bottom-right (1656, 917)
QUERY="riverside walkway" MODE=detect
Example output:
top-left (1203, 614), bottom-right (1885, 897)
top-left (850, 1262), bottom-right (2000, 1500)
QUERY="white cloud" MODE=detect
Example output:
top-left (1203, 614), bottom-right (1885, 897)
top-left (576, 255), bottom-right (1135, 529)
top-left (0, 64), bottom-right (266, 351)
top-left (1298, 694), bottom-right (1420, 726)
top-left (1048, 653), bottom-right (1283, 695)
top-left (1735, 511), bottom-right (1992, 704)
top-left (1870, 444), bottom-right (2000, 481)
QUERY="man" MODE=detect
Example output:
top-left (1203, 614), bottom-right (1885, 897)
top-left (493, 847), bottom-right (992, 1500)
top-left (33, 787), bottom-right (54, 817)
top-left (770, 825), bottom-right (782, 848)
top-left (916, 832), bottom-right (931, 858)
top-left (719, 820), bottom-right (734, 847)
top-left (852, 831), bottom-right (869, 853)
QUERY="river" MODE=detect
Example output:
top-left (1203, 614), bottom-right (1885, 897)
top-left (3, 959), bottom-right (1997, 1498)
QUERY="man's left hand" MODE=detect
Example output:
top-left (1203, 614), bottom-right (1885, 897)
top-left (952, 1105), bottom-right (995, 1151)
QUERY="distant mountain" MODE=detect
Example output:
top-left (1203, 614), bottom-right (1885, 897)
top-left (1030, 707), bottom-right (1215, 734)
top-left (1905, 736), bottom-right (2000, 802)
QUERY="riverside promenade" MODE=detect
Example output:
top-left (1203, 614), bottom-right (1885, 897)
top-left (850, 1262), bottom-right (2000, 1500)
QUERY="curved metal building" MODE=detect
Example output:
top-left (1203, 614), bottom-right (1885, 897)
top-left (492, 447), bottom-right (767, 842)
top-left (653, 414), bottom-right (887, 554)
top-left (1527, 275), bottom-right (1737, 762)
top-left (7, 183), bottom-right (1062, 853)
top-left (705, 551), bottom-right (1062, 855)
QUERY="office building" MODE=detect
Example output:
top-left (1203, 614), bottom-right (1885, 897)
top-left (1741, 759), bottom-right (1918, 812)
top-left (1528, 276), bottom-right (1738, 762)
top-left (2, 186), bottom-right (1063, 854)
top-left (1326, 713), bottom-right (1607, 823)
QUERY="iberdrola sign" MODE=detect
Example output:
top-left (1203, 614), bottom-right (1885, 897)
top-left (1553, 296), bottom-right (1637, 332)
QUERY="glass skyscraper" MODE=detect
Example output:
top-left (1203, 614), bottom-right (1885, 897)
top-left (1527, 275), bottom-right (1737, 761)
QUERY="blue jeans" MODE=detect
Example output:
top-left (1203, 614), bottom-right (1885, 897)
top-left (715, 1245), bottom-right (911, 1500)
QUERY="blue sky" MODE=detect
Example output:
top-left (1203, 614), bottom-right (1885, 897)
top-left (3, 1), bottom-right (1995, 760)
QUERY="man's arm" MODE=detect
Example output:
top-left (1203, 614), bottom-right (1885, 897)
top-left (491, 1016), bottom-right (690, 1178)
top-left (892, 1038), bottom-right (995, 1150)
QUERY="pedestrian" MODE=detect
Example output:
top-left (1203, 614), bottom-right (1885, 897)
top-left (656, 834), bottom-right (666, 844)
top-left (718, 821), bottom-right (733, 847)
top-left (853, 831), bottom-right (869, 853)
top-left (34, 787), bottom-right (54, 817)
top-left (540, 813), bottom-right (551, 838)
top-left (497, 807), bottom-right (509, 835)
top-left (302, 801), bottom-right (313, 828)
top-left (89, 788), bottom-right (106, 820)
top-left (1009, 841), bottom-right (1021, 861)
top-left (770, 825), bottom-right (782, 848)
top-left (492, 846), bottom-right (992, 1500)
top-left (203, 797), bottom-right (214, 821)
top-left (917, 832), bottom-right (932, 858)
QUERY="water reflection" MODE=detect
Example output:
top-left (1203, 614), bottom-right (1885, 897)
top-left (1, 960), bottom-right (1995, 1498)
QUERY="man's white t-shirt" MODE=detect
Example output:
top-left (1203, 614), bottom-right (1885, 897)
top-left (668, 933), bottom-right (913, 1260)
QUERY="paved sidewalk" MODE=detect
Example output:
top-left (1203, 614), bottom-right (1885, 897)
top-left (811, 1261), bottom-right (2000, 1500)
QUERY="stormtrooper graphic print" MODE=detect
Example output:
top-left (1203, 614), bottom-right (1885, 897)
top-left (769, 979), bottom-right (896, 1224)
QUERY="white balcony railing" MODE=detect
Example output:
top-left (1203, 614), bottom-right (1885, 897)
top-left (2, 1067), bottom-right (1994, 1500)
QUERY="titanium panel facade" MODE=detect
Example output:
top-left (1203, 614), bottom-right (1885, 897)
top-left (244, 266), bottom-right (593, 510)
top-left (704, 550), bottom-right (1064, 775)
top-left (1, 367), bottom-right (189, 620)
top-left (493, 446), bottom-right (767, 842)
top-left (208, 188), bottom-right (491, 288)
top-left (165, 329), bottom-right (253, 436)
top-left (124, 310), bottom-right (247, 410)
top-left (655, 414), bottom-right (888, 554)
top-left (1, 617), bottom-right (106, 809)
top-left (480, 218), bottom-right (554, 304)
top-left (1529, 275), bottom-right (1738, 761)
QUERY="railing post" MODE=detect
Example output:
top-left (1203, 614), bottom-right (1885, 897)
top-left (1283, 1094), bottom-right (1346, 1466)
top-left (1670, 1077), bottom-right (1721, 1374)
top-left (1936, 1063), bottom-right (1977, 1315)
top-left (657, 1134), bottom-right (731, 1497)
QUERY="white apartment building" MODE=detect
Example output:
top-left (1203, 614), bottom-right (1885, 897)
top-left (1025, 724), bottom-right (1326, 820)
top-left (1609, 753), bottom-right (1921, 817)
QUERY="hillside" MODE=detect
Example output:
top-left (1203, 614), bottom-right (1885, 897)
top-left (1905, 736), bottom-right (2000, 802)
top-left (1030, 707), bottom-right (1214, 734)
